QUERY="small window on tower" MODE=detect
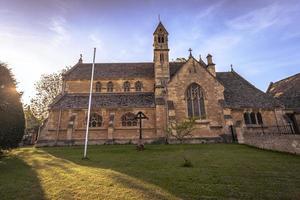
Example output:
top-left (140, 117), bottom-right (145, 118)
top-left (158, 36), bottom-right (164, 43)
top-left (160, 53), bottom-right (164, 62)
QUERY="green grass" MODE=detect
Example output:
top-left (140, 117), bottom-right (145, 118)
top-left (0, 144), bottom-right (300, 200)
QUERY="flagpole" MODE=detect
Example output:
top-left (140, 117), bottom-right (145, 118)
top-left (83, 47), bottom-right (96, 159)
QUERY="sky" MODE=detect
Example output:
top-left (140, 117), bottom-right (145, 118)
top-left (1, 0), bottom-right (300, 104)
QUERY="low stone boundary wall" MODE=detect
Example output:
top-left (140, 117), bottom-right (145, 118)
top-left (243, 132), bottom-right (300, 154)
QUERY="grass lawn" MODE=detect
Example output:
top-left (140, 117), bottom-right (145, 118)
top-left (0, 144), bottom-right (300, 200)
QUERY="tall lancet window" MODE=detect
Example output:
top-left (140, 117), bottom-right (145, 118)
top-left (160, 53), bottom-right (164, 62)
top-left (186, 83), bottom-right (206, 119)
top-left (158, 35), bottom-right (164, 43)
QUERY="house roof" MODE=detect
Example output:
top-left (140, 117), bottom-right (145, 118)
top-left (216, 71), bottom-right (282, 109)
top-left (50, 93), bottom-right (155, 110)
top-left (267, 73), bottom-right (300, 110)
top-left (64, 62), bottom-right (186, 80)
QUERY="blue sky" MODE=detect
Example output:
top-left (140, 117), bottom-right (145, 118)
top-left (1, 0), bottom-right (300, 103)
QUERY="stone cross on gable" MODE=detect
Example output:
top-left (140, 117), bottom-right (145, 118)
top-left (189, 48), bottom-right (192, 58)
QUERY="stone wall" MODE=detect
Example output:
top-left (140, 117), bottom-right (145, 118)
top-left (65, 78), bottom-right (155, 93)
top-left (243, 132), bottom-right (300, 154)
top-left (167, 58), bottom-right (225, 138)
top-left (37, 107), bottom-right (157, 146)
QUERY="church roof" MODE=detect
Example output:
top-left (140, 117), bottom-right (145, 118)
top-left (267, 73), bottom-right (300, 110)
top-left (216, 71), bottom-right (282, 109)
top-left (50, 93), bottom-right (155, 110)
top-left (64, 62), bottom-right (185, 80)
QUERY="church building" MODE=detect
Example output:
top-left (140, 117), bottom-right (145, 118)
top-left (37, 22), bottom-right (287, 146)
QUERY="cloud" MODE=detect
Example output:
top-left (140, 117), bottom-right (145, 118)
top-left (226, 3), bottom-right (287, 33)
top-left (195, 0), bottom-right (224, 20)
top-left (49, 16), bottom-right (70, 46)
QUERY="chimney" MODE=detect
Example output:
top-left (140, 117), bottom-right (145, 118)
top-left (206, 54), bottom-right (216, 76)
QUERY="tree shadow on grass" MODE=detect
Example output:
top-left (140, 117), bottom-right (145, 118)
top-left (0, 153), bottom-right (45, 200)
top-left (11, 147), bottom-right (178, 199)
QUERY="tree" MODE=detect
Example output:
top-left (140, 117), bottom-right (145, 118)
top-left (30, 67), bottom-right (68, 120)
top-left (175, 57), bottom-right (187, 62)
top-left (22, 105), bottom-right (41, 145)
top-left (166, 118), bottom-right (196, 144)
top-left (0, 62), bottom-right (25, 150)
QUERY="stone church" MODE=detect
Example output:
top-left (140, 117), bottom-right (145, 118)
top-left (37, 22), bottom-right (288, 146)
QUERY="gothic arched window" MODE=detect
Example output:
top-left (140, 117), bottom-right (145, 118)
top-left (121, 112), bottom-right (137, 126)
top-left (89, 113), bottom-right (102, 127)
top-left (135, 81), bottom-right (142, 92)
top-left (95, 82), bottom-right (101, 92)
top-left (107, 81), bottom-right (113, 92)
top-left (123, 81), bottom-right (130, 92)
top-left (186, 83), bottom-right (206, 119)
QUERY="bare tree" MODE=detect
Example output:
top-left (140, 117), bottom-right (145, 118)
top-left (30, 67), bottom-right (69, 120)
top-left (166, 118), bottom-right (196, 143)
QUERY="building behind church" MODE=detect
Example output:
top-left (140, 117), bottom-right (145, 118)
top-left (37, 22), bottom-right (288, 146)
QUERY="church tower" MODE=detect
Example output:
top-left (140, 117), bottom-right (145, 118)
top-left (153, 21), bottom-right (170, 96)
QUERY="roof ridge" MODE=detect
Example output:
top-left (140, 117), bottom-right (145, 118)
top-left (231, 71), bottom-right (282, 107)
top-left (271, 72), bottom-right (300, 86)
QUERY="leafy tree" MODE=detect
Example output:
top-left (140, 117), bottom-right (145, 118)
top-left (30, 67), bottom-right (68, 120)
top-left (0, 62), bottom-right (25, 150)
top-left (24, 105), bottom-right (41, 130)
top-left (22, 105), bottom-right (41, 144)
top-left (175, 57), bottom-right (187, 62)
top-left (166, 118), bottom-right (196, 143)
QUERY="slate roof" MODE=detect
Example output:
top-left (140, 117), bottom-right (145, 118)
top-left (267, 73), bottom-right (300, 110)
top-left (64, 62), bottom-right (186, 80)
top-left (216, 71), bottom-right (282, 109)
top-left (50, 93), bottom-right (155, 109)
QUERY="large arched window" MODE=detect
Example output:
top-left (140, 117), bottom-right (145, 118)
top-left (107, 81), bottom-right (113, 92)
top-left (135, 81), bottom-right (142, 92)
top-left (186, 83), bottom-right (206, 119)
top-left (123, 81), bottom-right (130, 92)
top-left (95, 82), bottom-right (101, 92)
top-left (89, 113), bottom-right (102, 127)
top-left (121, 112), bottom-right (137, 126)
